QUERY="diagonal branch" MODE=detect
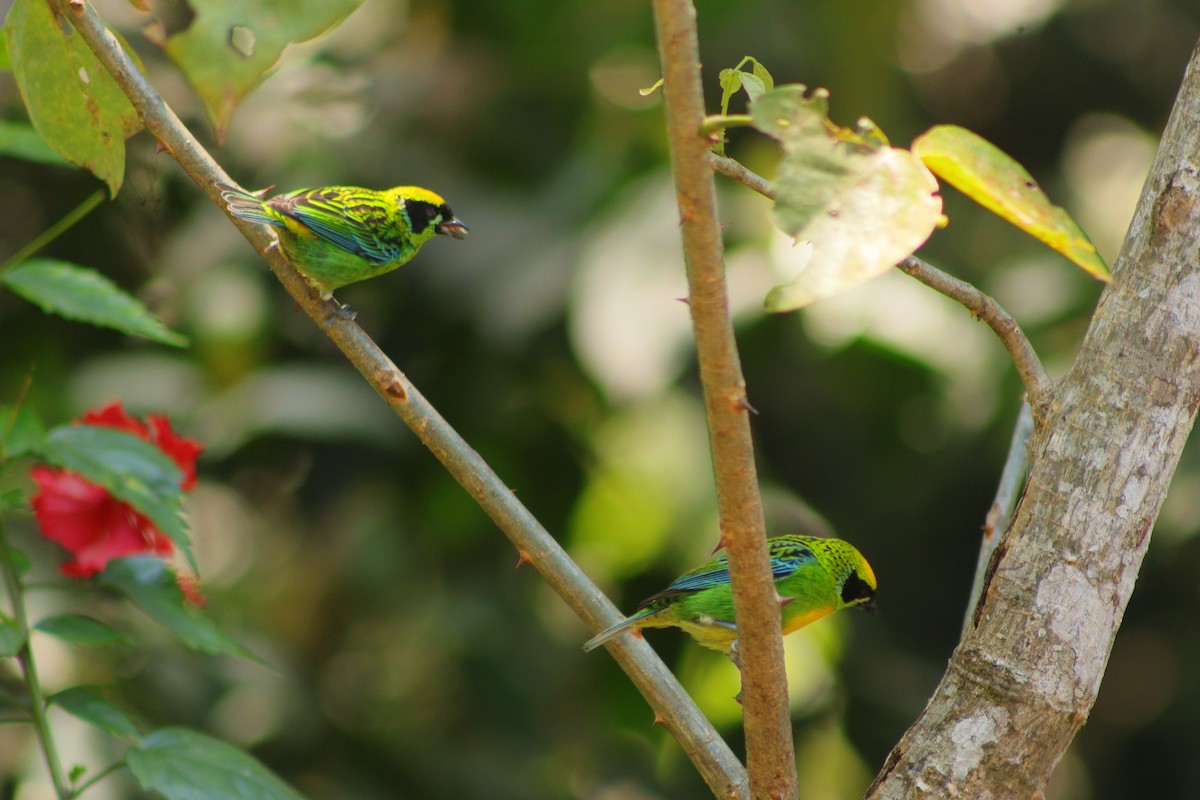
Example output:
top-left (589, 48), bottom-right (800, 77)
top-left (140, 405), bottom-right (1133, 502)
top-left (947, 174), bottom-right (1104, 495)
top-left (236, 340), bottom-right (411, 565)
top-left (53, 1), bottom-right (748, 796)
top-left (652, 2), bottom-right (797, 798)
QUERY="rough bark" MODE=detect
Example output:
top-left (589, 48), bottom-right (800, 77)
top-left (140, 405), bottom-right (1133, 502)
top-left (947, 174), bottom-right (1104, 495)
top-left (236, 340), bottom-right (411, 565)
top-left (868, 41), bottom-right (1200, 799)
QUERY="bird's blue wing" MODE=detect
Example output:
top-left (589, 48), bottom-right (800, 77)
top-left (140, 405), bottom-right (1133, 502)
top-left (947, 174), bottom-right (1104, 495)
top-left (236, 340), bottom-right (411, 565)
top-left (270, 188), bottom-right (403, 264)
top-left (642, 539), bottom-right (816, 603)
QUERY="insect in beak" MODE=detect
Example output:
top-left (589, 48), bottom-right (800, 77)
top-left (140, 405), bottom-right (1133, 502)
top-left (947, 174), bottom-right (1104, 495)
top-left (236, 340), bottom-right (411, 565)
top-left (438, 218), bottom-right (469, 239)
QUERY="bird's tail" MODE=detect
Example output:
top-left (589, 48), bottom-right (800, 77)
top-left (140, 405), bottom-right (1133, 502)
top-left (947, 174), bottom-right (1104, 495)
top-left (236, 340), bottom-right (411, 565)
top-left (219, 183), bottom-right (280, 227)
top-left (583, 607), bottom-right (660, 652)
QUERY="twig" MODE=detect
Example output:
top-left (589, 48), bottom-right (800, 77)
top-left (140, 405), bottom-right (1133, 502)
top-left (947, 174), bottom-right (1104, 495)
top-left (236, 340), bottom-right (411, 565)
top-left (708, 155), bottom-right (1053, 406)
top-left (897, 256), bottom-right (1052, 403)
top-left (52, 1), bottom-right (749, 796)
top-left (651, 2), bottom-right (797, 798)
top-left (0, 189), bottom-right (105, 275)
top-left (961, 400), bottom-right (1033, 635)
top-left (711, 153), bottom-right (776, 200)
top-left (0, 519), bottom-right (70, 799)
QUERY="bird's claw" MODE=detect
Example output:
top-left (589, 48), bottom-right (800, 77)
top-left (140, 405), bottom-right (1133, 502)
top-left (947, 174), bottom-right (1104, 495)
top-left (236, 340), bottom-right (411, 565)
top-left (321, 296), bottom-right (357, 327)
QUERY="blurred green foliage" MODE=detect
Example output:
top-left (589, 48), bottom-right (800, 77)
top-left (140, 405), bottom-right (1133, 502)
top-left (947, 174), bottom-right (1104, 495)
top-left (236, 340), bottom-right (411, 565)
top-left (1, 0), bottom-right (1199, 798)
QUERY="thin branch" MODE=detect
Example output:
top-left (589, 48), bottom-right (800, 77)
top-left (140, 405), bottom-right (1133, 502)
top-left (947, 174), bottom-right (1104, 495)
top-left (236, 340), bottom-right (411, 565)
top-left (651, 2), bottom-right (796, 798)
top-left (711, 153), bottom-right (776, 200)
top-left (0, 189), bottom-right (105, 275)
top-left (961, 400), bottom-right (1033, 636)
top-left (52, 2), bottom-right (749, 796)
top-left (897, 256), bottom-right (1052, 402)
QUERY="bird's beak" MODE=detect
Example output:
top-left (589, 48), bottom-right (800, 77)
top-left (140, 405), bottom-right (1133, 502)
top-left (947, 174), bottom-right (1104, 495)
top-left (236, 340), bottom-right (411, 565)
top-left (438, 218), bottom-right (469, 239)
top-left (860, 596), bottom-right (877, 615)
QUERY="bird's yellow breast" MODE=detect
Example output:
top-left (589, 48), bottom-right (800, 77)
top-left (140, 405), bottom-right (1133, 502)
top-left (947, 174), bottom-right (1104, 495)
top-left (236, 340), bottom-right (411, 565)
top-left (781, 605), bottom-right (835, 635)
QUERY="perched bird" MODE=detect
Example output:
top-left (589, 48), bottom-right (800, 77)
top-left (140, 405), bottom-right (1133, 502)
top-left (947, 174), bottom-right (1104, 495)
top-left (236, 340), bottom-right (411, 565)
top-left (221, 183), bottom-right (467, 309)
top-left (584, 534), bottom-right (876, 660)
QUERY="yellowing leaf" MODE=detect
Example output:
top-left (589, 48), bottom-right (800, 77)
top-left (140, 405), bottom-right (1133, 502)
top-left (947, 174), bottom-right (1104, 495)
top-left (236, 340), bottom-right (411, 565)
top-left (913, 124), bottom-right (1111, 282)
top-left (4, 0), bottom-right (143, 195)
top-left (765, 147), bottom-right (943, 312)
top-left (751, 86), bottom-right (943, 312)
top-left (164, 0), bottom-right (364, 140)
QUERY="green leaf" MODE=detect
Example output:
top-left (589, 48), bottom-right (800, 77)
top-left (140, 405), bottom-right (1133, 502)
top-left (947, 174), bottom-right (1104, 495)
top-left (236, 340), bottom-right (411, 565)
top-left (50, 686), bottom-right (141, 740)
top-left (750, 59), bottom-right (774, 93)
top-left (101, 557), bottom-right (253, 659)
top-left (4, 0), bottom-right (143, 195)
top-left (38, 425), bottom-right (195, 572)
top-left (1, 260), bottom-right (188, 347)
top-left (128, 727), bottom-right (305, 800)
top-left (751, 85), bottom-right (943, 311)
top-left (0, 612), bottom-right (25, 658)
top-left (35, 614), bottom-right (132, 647)
top-left (0, 120), bottom-right (73, 167)
top-left (1, 402), bottom-right (46, 458)
top-left (719, 56), bottom-right (774, 115)
top-left (164, 0), bottom-right (364, 139)
top-left (0, 488), bottom-right (28, 511)
top-left (912, 124), bottom-right (1111, 282)
top-left (3, 546), bottom-right (32, 576)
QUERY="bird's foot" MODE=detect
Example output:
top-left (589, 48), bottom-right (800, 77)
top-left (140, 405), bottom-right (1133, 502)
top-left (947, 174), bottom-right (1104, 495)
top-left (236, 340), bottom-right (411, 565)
top-left (321, 296), bottom-right (357, 327)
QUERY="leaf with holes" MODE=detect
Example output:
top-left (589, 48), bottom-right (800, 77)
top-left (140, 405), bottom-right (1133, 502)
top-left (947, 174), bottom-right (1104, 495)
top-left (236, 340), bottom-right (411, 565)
top-left (4, 0), bottom-right (143, 194)
top-left (164, 0), bottom-right (364, 139)
top-left (913, 124), bottom-right (1110, 282)
top-left (751, 85), bottom-right (943, 311)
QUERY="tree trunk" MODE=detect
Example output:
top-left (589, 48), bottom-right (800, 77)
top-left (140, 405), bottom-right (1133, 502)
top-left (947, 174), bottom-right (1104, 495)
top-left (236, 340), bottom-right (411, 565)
top-left (868, 40), bottom-right (1200, 799)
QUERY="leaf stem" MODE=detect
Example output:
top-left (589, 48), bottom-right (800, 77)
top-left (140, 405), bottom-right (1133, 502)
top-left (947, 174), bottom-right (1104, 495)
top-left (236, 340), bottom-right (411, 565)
top-left (72, 760), bottom-right (125, 797)
top-left (0, 518), bottom-right (71, 799)
top-left (701, 114), bottom-right (755, 138)
top-left (0, 190), bottom-right (105, 276)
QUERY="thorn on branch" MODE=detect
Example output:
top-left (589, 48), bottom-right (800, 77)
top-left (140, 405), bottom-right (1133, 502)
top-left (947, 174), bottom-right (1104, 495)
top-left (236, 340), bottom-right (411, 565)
top-left (375, 368), bottom-right (406, 400)
top-left (731, 392), bottom-right (757, 415)
top-left (514, 550), bottom-right (532, 569)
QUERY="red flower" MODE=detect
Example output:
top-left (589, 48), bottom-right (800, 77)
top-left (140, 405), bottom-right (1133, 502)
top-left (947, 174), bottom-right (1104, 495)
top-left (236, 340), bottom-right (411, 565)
top-left (31, 402), bottom-right (202, 579)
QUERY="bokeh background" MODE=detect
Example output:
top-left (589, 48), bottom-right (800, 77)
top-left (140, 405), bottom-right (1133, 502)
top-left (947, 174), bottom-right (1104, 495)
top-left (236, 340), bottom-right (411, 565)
top-left (2, 0), bottom-right (1199, 797)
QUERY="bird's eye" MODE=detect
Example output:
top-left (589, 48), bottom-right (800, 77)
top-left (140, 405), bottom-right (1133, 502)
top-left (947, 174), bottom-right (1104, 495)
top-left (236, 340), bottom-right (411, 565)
top-left (404, 200), bottom-right (442, 234)
top-left (840, 570), bottom-right (875, 605)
